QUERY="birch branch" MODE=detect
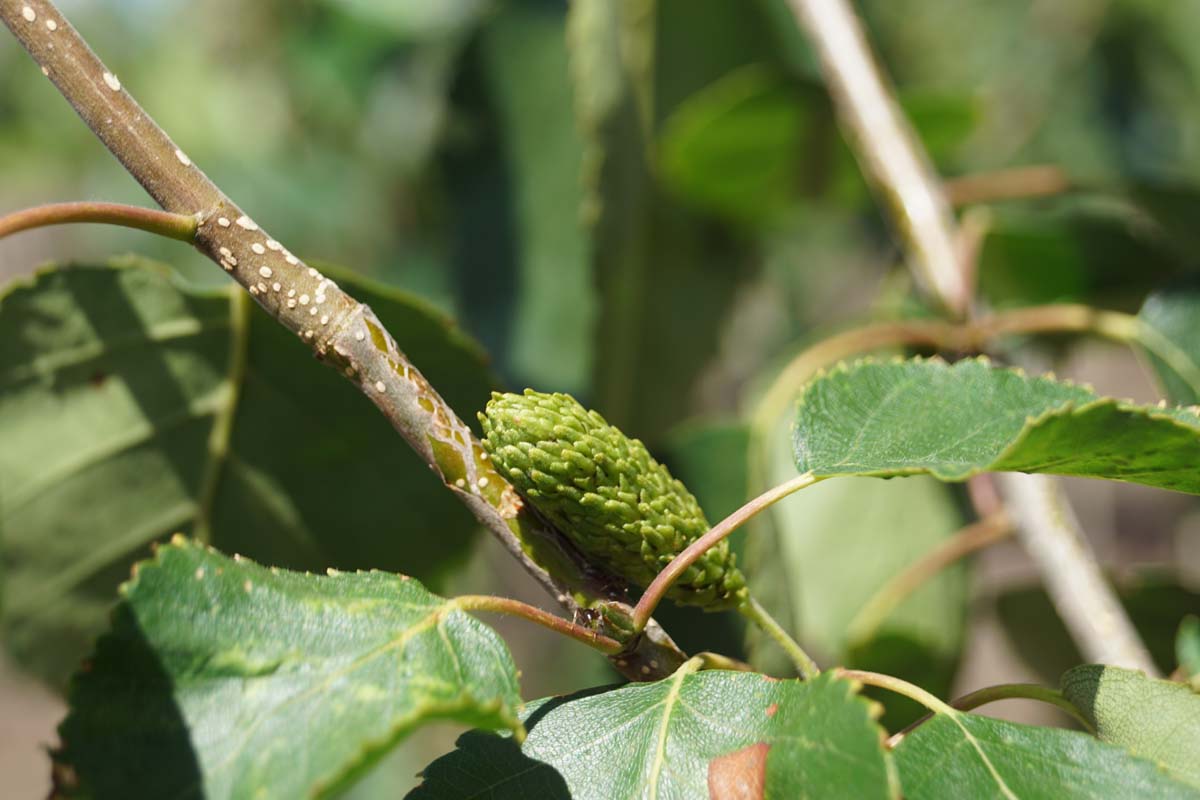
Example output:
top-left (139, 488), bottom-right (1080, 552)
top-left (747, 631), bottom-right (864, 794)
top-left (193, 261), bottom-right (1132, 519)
top-left (0, 0), bottom-right (684, 681)
top-left (785, 0), bottom-right (968, 316)
top-left (997, 473), bottom-right (1159, 674)
top-left (784, 0), bottom-right (1157, 674)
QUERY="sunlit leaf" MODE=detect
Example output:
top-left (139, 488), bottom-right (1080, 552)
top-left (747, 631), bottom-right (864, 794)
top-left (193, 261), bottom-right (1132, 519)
top-left (53, 538), bottom-right (523, 799)
top-left (410, 667), bottom-right (895, 799)
top-left (792, 357), bottom-right (1200, 493)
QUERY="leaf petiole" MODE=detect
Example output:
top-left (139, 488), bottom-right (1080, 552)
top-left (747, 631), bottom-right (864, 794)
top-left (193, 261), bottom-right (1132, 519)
top-left (951, 683), bottom-right (1094, 732)
top-left (739, 596), bottom-right (820, 680)
top-left (0, 201), bottom-right (197, 242)
top-left (631, 472), bottom-right (820, 632)
top-left (452, 595), bottom-right (624, 655)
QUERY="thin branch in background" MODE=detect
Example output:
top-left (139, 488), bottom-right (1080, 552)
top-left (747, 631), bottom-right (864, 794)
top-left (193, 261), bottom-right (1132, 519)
top-left (846, 514), bottom-right (1011, 645)
top-left (967, 474), bottom-right (1004, 519)
top-left (784, 0), bottom-right (968, 316)
top-left (0, 0), bottom-right (687, 682)
top-left (782, 0), bottom-right (1158, 676)
top-left (997, 473), bottom-right (1159, 676)
top-left (945, 164), bottom-right (1072, 207)
top-left (953, 206), bottom-right (992, 303)
top-left (0, 202), bottom-right (197, 241)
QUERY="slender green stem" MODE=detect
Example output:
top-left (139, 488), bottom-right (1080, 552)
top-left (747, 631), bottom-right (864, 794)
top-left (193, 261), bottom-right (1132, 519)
top-left (739, 596), bottom-right (819, 680)
top-left (835, 668), bottom-right (956, 716)
top-left (952, 683), bottom-right (1095, 732)
top-left (0, 201), bottom-right (197, 241)
top-left (846, 514), bottom-right (1011, 644)
top-left (695, 651), bottom-right (756, 673)
top-left (632, 472), bottom-right (820, 632)
top-left (452, 595), bottom-right (624, 655)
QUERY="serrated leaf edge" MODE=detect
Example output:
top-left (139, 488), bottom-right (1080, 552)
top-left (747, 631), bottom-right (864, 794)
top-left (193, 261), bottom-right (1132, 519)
top-left (793, 356), bottom-right (1200, 485)
top-left (60, 536), bottom-right (526, 799)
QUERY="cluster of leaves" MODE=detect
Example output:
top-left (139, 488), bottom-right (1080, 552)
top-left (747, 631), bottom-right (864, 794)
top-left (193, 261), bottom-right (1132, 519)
top-left (5, 0), bottom-right (1200, 798)
top-left (4, 258), bottom-right (1200, 797)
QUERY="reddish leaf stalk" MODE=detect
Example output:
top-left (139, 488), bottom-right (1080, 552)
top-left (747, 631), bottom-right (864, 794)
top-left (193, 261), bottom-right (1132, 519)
top-left (0, 202), bottom-right (197, 241)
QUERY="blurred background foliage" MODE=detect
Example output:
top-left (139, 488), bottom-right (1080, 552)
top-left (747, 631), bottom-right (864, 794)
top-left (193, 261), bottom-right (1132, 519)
top-left (3, 0), bottom-right (1200, 795)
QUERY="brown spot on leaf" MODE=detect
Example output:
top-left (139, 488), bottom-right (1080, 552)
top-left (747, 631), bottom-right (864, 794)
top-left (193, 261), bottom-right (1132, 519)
top-left (88, 370), bottom-right (107, 387)
top-left (708, 742), bottom-right (768, 800)
top-left (765, 703), bottom-right (778, 717)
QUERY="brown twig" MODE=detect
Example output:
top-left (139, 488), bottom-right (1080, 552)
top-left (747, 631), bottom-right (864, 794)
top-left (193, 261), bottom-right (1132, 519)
top-left (945, 164), bottom-right (1071, 207)
top-left (0, 0), bottom-right (685, 682)
top-left (781, 0), bottom-right (1158, 682)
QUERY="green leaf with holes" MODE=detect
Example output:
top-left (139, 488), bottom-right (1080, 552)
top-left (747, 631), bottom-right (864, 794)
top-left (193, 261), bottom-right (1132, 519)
top-left (409, 668), bottom-right (896, 799)
top-left (1139, 288), bottom-right (1200, 406)
top-left (53, 538), bottom-right (522, 800)
top-left (894, 710), bottom-right (1198, 799)
top-left (792, 357), bottom-right (1200, 493)
top-left (0, 258), bottom-right (493, 687)
top-left (1061, 664), bottom-right (1200, 790)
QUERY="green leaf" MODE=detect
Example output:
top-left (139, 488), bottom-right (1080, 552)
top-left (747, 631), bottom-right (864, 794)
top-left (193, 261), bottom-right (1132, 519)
top-left (53, 538), bottom-right (523, 800)
top-left (0, 258), bottom-right (493, 686)
top-left (792, 357), bottom-right (1200, 494)
top-left (1061, 664), bottom-right (1200, 790)
top-left (894, 711), bottom-right (1198, 799)
top-left (1139, 287), bottom-right (1200, 405)
top-left (748, 410), bottom-right (967, 728)
top-left (410, 666), bottom-right (895, 799)
top-left (1180, 616), bottom-right (1200, 683)
top-left (658, 65), bottom-right (809, 223)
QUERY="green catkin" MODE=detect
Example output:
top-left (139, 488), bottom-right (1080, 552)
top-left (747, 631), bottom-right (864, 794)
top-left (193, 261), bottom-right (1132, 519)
top-left (480, 390), bottom-right (748, 611)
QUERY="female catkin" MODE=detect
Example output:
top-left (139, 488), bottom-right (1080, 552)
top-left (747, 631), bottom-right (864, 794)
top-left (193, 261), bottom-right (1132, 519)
top-left (480, 390), bottom-right (748, 610)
